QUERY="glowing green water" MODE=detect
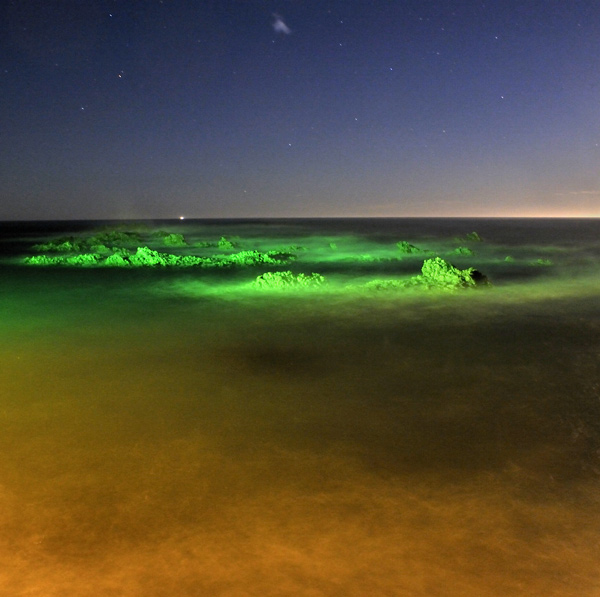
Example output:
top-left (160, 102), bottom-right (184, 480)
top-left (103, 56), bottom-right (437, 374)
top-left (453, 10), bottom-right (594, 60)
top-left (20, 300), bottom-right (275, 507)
top-left (1, 219), bottom-right (599, 596)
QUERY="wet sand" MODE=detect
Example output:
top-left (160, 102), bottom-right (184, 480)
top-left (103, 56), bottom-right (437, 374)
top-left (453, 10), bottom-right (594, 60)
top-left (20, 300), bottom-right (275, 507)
top-left (1, 289), bottom-right (600, 596)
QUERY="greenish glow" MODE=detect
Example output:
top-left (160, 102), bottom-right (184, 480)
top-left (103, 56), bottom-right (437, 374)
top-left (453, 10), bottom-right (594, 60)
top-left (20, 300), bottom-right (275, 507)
top-left (21, 225), bottom-right (579, 300)
top-left (15, 222), bottom-right (600, 313)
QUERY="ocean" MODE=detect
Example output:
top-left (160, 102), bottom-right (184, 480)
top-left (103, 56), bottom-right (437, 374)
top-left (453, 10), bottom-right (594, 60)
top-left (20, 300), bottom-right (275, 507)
top-left (1, 218), bottom-right (599, 596)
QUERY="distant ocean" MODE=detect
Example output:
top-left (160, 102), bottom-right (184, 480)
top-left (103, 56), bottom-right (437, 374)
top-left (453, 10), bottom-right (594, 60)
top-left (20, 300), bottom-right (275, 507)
top-left (1, 218), bottom-right (599, 596)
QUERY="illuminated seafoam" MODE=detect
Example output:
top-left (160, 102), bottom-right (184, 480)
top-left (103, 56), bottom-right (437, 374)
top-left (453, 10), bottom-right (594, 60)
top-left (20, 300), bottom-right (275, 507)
top-left (1, 218), bottom-right (599, 596)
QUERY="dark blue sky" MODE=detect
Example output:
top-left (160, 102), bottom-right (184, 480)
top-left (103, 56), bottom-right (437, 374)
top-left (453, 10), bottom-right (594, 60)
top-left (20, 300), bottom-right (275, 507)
top-left (2, 0), bottom-right (599, 219)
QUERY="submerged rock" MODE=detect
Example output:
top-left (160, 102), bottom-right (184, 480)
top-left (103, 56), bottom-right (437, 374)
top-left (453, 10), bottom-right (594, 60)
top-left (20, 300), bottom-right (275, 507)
top-left (253, 271), bottom-right (325, 289)
top-left (454, 231), bottom-right (483, 243)
top-left (363, 257), bottom-right (489, 293)
top-left (218, 236), bottom-right (238, 250)
top-left (32, 230), bottom-right (143, 254)
top-left (531, 258), bottom-right (553, 266)
top-left (126, 247), bottom-right (179, 267)
top-left (218, 250), bottom-right (294, 267)
top-left (417, 257), bottom-right (488, 289)
top-left (152, 231), bottom-right (187, 246)
top-left (23, 253), bottom-right (102, 266)
top-left (89, 230), bottom-right (142, 246)
top-left (356, 254), bottom-right (389, 263)
top-left (396, 241), bottom-right (428, 254)
top-left (363, 279), bottom-right (408, 291)
top-left (450, 246), bottom-right (474, 256)
top-left (116, 247), bottom-right (293, 268)
top-left (23, 246), bottom-right (295, 269)
top-left (32, 237), bottom-right (85, 252)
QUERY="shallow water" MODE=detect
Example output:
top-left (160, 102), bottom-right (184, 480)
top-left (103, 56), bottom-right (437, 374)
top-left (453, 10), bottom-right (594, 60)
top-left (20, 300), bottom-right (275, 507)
top-left (1, 218), bottom-right (599, 596)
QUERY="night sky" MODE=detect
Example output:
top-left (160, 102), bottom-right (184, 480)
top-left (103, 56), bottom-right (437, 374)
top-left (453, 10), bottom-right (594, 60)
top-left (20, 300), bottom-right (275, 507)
top-left (2, 0), bottom-right (599, 220)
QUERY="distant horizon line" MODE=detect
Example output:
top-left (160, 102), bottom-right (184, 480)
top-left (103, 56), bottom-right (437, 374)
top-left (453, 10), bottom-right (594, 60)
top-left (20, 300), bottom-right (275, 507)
top-left (1, 215), bottom-right (598, 223)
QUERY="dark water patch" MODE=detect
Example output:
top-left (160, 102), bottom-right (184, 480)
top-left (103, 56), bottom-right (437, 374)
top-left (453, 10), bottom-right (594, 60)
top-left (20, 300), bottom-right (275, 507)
top-left (228, 344), bottom-right (327, 379)
top-left (167, 297), bottom-right (599, 492)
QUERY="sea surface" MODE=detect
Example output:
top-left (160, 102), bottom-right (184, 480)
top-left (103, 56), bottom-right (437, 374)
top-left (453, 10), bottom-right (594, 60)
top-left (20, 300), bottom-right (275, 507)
top-left (1, 218), bottom-right (599, 596)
